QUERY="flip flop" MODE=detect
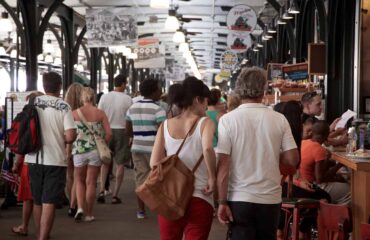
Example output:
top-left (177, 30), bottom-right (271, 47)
top-left (111, 196), bottom-right (122, 204)
top-left (11, 226), bottom-right (28, 236)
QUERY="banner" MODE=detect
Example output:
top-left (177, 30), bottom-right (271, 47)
top-left (227, 32), bottom-right (252, 53)
top-left (221, 51), bottom-right (238, 70)
top-left (227, 5), bottom-right (257, 32)
top-left (133, 38), bottom-right (165, 69)
top-left (86, 8), bottom-right (137, 47)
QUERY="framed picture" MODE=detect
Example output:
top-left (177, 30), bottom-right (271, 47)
top-left (364, 96), bottom-right (370, 114)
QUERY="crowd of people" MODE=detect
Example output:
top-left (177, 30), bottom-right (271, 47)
top-left (0, 67), bottom-right (352, 240)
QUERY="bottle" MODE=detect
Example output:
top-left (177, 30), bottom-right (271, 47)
top-left (347, 127), bottom-right (356, 154)
top-left (359, 128), bottom-right (365, 150)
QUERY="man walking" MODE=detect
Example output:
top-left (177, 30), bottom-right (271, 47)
top-left (126, 79), bottom-right (166, 219)
top-left (98, 74), bottom-right (132, 204)
top-left (26, 72), bottom-right (76, 240)
top-left (216, 67), bottom-right (299, 240)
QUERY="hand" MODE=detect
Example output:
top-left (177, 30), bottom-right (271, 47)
top-left (202, 177), bottom-right (215, 195)
top-left (330, 118), bottom-right (341, 132)
top-left (294, 179), bottom-right (314, 192)
top-left (217, 204), bottom-right (234, 225)
top-left (325, 149), bottom-right (332, 160)
top-left (12, 164), bottom-right (19, 174)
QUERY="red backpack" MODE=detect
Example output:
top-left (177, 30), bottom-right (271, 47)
top-left (7, 97), bottom-right (42, 155)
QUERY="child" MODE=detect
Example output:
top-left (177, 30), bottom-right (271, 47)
top-left (300, 120), bottom-right (351, 205)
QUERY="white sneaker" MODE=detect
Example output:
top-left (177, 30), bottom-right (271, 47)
top-left (84, 216), bottom-right (95, 222)
top-left (74, 208), bottom-right (84, 222)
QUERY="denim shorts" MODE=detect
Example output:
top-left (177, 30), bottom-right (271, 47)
top-left (28, 164), bottom-right (66, 205)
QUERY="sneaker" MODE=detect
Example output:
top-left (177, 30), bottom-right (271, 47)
top-left (97, 192), bottom-right (105, 204)
top-left (74, 208), bottom-right (84, 222)
top-left (68, 207), bottom-right (77, 218)
top-left (136, 211), bottom-right (146, 219)
top-left (84, 216), bottom-right (95, 222)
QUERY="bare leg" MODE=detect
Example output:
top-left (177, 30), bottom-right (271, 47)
top-left (99, 163), bottom-right (110, 193)
top-left (22, 200), bottom-right (33, 231)
top-left (113, 164), bottom-right (124, 198)
top-left (74, 165), bottom-right (87, 211)
top-left (70, 181), bottom-right (77, 208)
top-left (39, 203), bottom-right (55, 240)
top-left (86, 165), bottom-right (100, 216)
top-left (33, 204), bottom-right (42, 239)
top-left (137, 196), bottom-right (145, 212)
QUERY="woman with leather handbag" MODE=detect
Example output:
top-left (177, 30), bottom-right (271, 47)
top-left (150, 77), bottom-right (217, 240)
top-left (72, 87), bottom-right (112, 222)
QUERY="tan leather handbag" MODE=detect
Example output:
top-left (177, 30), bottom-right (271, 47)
top-left (135, 119), bottom-right (203, 220)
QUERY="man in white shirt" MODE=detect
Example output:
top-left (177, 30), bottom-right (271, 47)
top-left (216, 67), bottom-right (299, 240)
top-left (98, 74), bottom-right (132, 204)
top-left (26, 72), bottom-right (76, 240)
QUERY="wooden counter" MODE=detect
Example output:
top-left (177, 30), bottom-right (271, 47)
top-left (332, 152), bottom-right (370, 239)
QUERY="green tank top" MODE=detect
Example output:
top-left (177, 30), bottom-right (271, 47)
top-left (206, 110), bottom-right (218, 147)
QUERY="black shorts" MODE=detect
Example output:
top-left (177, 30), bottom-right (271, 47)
top-left (28, 164), bottom-right (66, 205)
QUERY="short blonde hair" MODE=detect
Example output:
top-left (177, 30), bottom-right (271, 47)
top-left (64, 83), bottom-right (83, 110)
top-left (80, 87), bottom-right (96, 105)
top-left (235, 67), bottom-right (267, 99)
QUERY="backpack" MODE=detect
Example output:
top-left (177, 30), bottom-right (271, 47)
top-left (135, 119), bottom-right (203, 220)
top-left (7, 97), bottom-right (42, 155)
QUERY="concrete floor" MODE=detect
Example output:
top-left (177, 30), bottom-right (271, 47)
top-left (0, 169), bottom-right (228, 240)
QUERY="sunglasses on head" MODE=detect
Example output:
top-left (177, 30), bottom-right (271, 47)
top-left (301, 91), bottom-right (318, 103)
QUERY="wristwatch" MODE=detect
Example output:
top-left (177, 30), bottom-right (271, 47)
top-left (218, 199), bottom-right (228, 205)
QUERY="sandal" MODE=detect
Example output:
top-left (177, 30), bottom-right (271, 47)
top-left (111, 196), bottom-right (122, 204)
top-left (97, 191), bottom-right (105, 204)
top-left (12, 226), bottom-right (28, 236)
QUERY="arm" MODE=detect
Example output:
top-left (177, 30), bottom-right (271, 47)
top-left (101, 111), bottom-right (112, 143)
top-left (280, 149), bottom-right (299, 169)
top-left (217, 153), bottom-right (233, 224)
top-left (200, 118), bottom-right (216, 194)
top-left (65, 128), bottom-right (76, 144)
top-left (126, 120), bottom-right (133, 147)
top-left (150, 123), bottom-right (166, 168)
top-left (315, 161), bottom-right (345, 183)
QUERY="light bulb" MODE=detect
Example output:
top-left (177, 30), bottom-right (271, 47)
top-left (0, 12), bottom-right (13, 33)
top-left (179, 42), bottom-right (189, 52)
top-left (173, 30), bottom-right (185, 43)
top-left (165, 16), bottom-right (179, 31)
top-left (150, 0), bottom-right (169, 8)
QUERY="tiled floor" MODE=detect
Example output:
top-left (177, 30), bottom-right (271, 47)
top-left (0, 169), bottom-right (227, 240)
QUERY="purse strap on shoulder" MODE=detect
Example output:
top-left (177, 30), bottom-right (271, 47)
top-left (174, 118), bottom-right (200, 156)
top-left (76, 109), bottom-right (96, 137)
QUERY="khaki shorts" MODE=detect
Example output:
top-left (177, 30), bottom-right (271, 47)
top-left (132, 152), bottom-right (151, 187)
top-left (109, 129), bottom-right (130, 165)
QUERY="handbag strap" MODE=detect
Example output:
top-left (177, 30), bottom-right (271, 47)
top-left (76, 109), bottom-right (97, 137)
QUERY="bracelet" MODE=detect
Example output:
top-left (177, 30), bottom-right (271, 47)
top-left (218, 199), bottom-right (228, 205)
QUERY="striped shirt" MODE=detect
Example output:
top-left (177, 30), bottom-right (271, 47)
top-left (126, 99), bottom-right (166, 153)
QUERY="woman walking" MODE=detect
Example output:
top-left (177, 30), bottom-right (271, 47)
top-left (72, 87), bottom-right (112, 222)
top-left (151, 77), bottom-right (217, 240)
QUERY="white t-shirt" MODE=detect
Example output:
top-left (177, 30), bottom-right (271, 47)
top-left (98, 91), bottom-right (132, 129)
top-left (216, 103), bottom-right (297, 204)
top-left (25, 95), bottom-right (76, 167)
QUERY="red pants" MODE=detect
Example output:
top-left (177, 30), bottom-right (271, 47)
top-left (158, 197), bottom-right (214, 240)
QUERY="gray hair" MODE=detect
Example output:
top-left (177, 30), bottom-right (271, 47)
top-left (235, 67), bottom-right (267, 99)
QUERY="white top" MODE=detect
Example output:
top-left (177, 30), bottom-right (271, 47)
top-left (98, 91), bottom-right (132, 129)
top-left (216, 103), bottom-right (297, 204)
top-left (25, 95), bottom-right (76, 167)
top-left (163, 117), bottom-right (213, 206)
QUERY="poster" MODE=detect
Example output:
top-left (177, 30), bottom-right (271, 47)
top-left (281, 63), bottom-right (309, 81)
top-left (226, 5), bottom-right (257, 32)
top-left (221, 51), bottom-right (238, 70)
top-left (86, 8), bottom-right (137, 47)
top-left (133, 38), bottom-right (165, 69)
top-left (227, 32), bottom-right (251, 53)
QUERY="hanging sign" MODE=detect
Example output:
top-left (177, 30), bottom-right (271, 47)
top-left (215, 69), bottom-right (231, 83)
top-left (281, 63), bottom-right (309, 81)
top-left (227, 32), bottom-right (252, 53)
top-left (133, 38), bottom-right (165, 68)
top-left (221, 51), bottom-right (238, 70)
top-left (226, 5), bottom-right (257, 32)
top-left (86, 8), bottom-right (137, 48)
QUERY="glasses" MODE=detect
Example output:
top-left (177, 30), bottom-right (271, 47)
top-left (301, 91), bottom-right (318, 103)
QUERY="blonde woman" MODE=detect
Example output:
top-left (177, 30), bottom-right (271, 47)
top-left (72, 87), bottom-right (112, 222)
top-left (64, 83), bottom-right (84, 217)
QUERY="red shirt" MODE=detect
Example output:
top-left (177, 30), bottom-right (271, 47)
top-left (299, 139), bottom-right (327, 182)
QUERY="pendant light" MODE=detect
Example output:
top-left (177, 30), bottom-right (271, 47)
top-left (44, 39), bottom-right (55, 54)
top-left (277, 8), bottom-right (287, 25)
top-left (288, 0), bottom-right (300, 14)
top-left (267, 21), bottom-right (277, 34)
top-left (165, 9), bottom-right (179, 31)
top-left (173, 28), bottom-right (185, 43)
top-left (0, 12), bottom-right (13, 33)
top-left (44, 54), bottom-right (54, 63)
top-left (179, 42), bottom-right (189, 52)
top-left (150, 0), bottom-right (169, 9)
